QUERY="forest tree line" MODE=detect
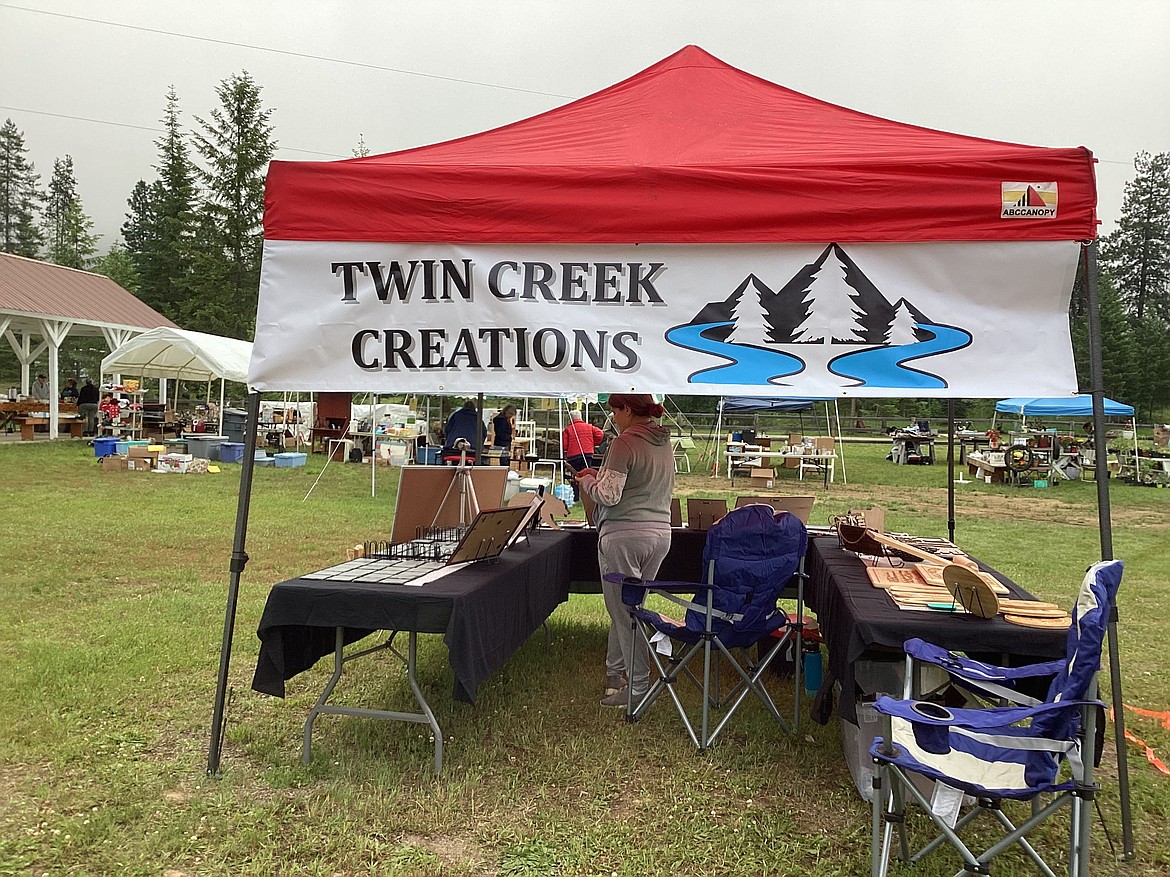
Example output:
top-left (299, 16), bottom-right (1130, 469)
top-left (1, 73), bottom-right (1168, 419)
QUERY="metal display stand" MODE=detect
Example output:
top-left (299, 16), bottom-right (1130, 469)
top-left (434, 442), bottom-right (479, 527)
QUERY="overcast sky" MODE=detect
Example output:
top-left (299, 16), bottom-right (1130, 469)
top-left (2, 0), bottom-right (1167, 249)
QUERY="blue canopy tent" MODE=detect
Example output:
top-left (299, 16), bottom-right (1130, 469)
top-left (721, 396), bottom-right (827, 413)
top-left (994, 395), bottom-right (1134, 418)
top-left (715, 397), bottom-right (847, 483)
top-left (993, 395), bottom-right (1138, 473)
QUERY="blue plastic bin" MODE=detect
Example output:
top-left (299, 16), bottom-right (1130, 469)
top-left (274, 452), bottom-right (307, 468)
top-left (416, 446), bottom-right (440, 465)
top-left (94, 437), bottom-right (119, 457)
top-left (219, 442), bottom-right (245, 463)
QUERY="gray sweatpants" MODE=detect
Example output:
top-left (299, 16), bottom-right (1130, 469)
top-left (598, 527), bottom-right (672, 695)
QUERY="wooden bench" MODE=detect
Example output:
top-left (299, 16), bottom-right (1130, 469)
top-left (18, 416), bottom-right (85, 441)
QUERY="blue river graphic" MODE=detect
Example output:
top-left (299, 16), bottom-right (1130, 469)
top-left (666, 321), bottom-right (970, 389)
top-left (666, 322), bottom-right (804, 385)
top-left (829, 323), bottom-right (971, 389)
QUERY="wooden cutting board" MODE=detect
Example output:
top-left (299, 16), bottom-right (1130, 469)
top-left (865, 566), bottom-right (926, 587)
top-left (1004, 613), bottom-right (1072, 629)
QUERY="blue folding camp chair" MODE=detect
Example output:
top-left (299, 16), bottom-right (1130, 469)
top-left (869, 559), bottom-right (1123, 877)
top-left (605, 504), bottom-right (808, 749)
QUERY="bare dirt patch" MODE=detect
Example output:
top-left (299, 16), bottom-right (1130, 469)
top-left (400, 831), bottom-right (494, 874)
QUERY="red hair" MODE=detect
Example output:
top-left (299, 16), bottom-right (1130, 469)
top-left (607, 393), bottom-right (665, 418)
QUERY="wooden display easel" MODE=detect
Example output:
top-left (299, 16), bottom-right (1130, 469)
top-left (390, 465), bottom-right (509, 544)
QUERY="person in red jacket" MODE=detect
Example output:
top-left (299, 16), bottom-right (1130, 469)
top-left (562, 410), bottom-right (605, 501)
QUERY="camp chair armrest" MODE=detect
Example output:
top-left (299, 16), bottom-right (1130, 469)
top-left (603, 573), bottom-right (712, 593)
top-left (873, 694), bottom-right (1103, 730)
top-left (603, 572), bottom-right (713, 607)
top-left (905, 637), bottom-right (1067, 682)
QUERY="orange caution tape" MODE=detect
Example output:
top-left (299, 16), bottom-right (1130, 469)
top-left (1109, 705), bottom-right (1170, 777)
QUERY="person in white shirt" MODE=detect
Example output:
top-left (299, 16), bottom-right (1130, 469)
top-left (30, 374), bottom-right (50, 401)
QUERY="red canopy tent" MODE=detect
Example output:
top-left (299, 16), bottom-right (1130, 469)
top-left (263, 44), bottom-right (1096, 244)
top-left (222, 50), bottom-right (1127, 847)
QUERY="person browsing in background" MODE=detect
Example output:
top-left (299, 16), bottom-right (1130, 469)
top-left (562, 409), bottom-right (605, 501)
top-left (574, 394), bottom-right (675, 708)
top-left (442, 399), bottom-right (486, 462)
top-left (30, 374), bottom-right (50, 401)
top-left (98, 392), bottom-right (120, 425)
top-left (491, 404), bottom-right (516, 466)
top-left (60, 378), bottom-right (79, 403)
top-left (77, 378), bottom-right (100, 436)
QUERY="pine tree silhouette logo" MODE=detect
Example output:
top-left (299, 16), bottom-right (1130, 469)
top-left (1001, 182), bottom-right (1057, 218)
top-left (664, 244), bottom-right (972, 389)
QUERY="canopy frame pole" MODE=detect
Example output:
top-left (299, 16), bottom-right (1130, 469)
top-left (712, 399), bottom-right (724, 477)
top-left (831, 400), bottom-right (847, 485)
top-left (207, 390), bottom-right (262, 776)
top-left (1084, 240), bottom-right (1133, 859)
top-left (369, 393), bottom-right (377, 498)
top-left (946, 400), bottom-right (956, 544)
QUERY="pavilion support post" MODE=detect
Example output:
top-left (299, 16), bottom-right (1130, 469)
top-left (207, 390), bottom-right (262, 776)
top-left (1083, 240), bottom-right (1134, 859)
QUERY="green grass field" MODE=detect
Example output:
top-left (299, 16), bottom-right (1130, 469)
top-left (1, 439), bottom-right (1168, 875)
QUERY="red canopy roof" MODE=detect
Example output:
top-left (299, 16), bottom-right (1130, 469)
top-left (263, 45), bottom-right (1097, 244)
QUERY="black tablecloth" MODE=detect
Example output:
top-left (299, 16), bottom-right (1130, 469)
top-left (566, 526), bottom-right (708, 587)
top-left (804, 534), bottom-right (1067, 723)
top-left (252, 531), bottom-right (572, 704)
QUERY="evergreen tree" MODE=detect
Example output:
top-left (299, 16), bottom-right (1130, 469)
top-left (121, 179), bottom-right (159, 271)
top-left (1100, 151), bottom-right (1170, 320)
top-left (1128, 314), bottom-right (1170, 419)
top-left (726, 275), bottom-right (774, 345)
top-left (151, 87), bottom-right (198, 317)
top-left (887, 300), bottom-right (920, 345)
top-left (0, 118), bottom-right (44, 257)
top-left (353, 134), bottom-right (371, 158)
top-left (92, 242), bottom-right (142, 296)
top-left (793, 249), bottom-right (866, 343)
top-left (122, 88), bottom-right (199, 320)
top-left (1069, 275), bottom-right (1138, 404)
top-left (41, 155), bottom-right (99, 268)
top-left (186, 71), bottom-right (276, 338)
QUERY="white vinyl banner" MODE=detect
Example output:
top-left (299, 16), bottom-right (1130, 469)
top-left (249, 240), bottom-right (1081, 398)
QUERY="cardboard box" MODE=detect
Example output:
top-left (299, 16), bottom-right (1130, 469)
top-left (159, 452), bottom-right (194, 474)
top-left (127, 447), bottom-right (160, 470)
top-left (101, 455), bottom-right (128, 471)
top-left (750, 467), bottom-right (775, 488)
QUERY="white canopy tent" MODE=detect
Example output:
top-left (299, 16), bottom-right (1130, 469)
top-left (100, 328), bottom-right (253, 435)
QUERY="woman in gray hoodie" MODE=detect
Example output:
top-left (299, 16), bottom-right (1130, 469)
top-left (575, 393), bottom-right (675, 707)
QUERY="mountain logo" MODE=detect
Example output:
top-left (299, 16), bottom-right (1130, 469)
top-left (663, 244), bottom-right (972, 390)
top-left (1001, 182), bottom-right (1058, 218)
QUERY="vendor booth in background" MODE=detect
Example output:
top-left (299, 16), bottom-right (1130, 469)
top-left (716, 397), bottom-right (847, 484)
top-left (966, 395), bottom-right (1139, 485)
top-left (101, 327), bottom-right (252, 437)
